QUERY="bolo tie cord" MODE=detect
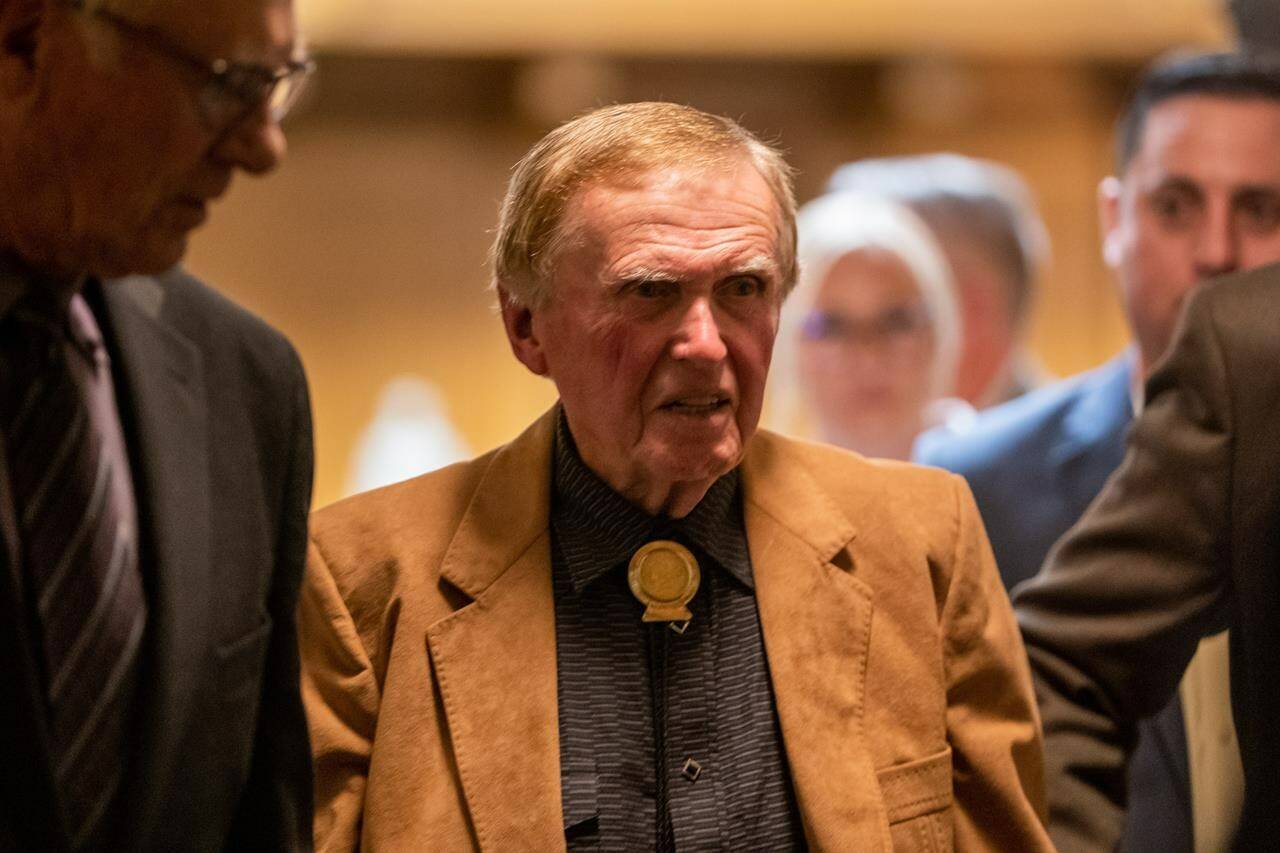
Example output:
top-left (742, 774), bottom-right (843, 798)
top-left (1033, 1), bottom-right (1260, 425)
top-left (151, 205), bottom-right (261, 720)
top-left (649, 623), bottom-right (676, 853)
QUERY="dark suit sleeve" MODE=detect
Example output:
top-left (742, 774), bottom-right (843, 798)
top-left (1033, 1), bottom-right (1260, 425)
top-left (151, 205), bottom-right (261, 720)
top-left (225, 346), bottom-right (316, 851)
top-left (1014, 287), bottom-right (1235, 851)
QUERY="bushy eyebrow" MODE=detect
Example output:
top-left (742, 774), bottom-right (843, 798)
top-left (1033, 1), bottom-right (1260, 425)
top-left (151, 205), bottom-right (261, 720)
top-left (604, 254), bottom-right (782, 288)
top-left (729, 254), bottom-right (782, 282)
top-left (603, 267), bottom-right (675, 288)
top-left (1148, 176), bottom-right (1203, 198)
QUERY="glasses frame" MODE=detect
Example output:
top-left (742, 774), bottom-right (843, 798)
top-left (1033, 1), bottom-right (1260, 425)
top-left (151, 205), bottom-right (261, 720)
top-left (68, 0), bottom-right (315, 129)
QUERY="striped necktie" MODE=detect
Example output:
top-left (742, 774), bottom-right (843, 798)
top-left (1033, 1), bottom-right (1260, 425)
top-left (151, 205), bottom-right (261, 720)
top-left (1, 290), bottom-right (146, 851)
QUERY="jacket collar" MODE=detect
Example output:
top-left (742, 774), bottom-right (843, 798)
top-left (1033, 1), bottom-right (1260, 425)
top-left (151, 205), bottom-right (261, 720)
top-left (551, 411), bottom-right (751, 593)
top-left (428, 415), bottom-right (888, 850)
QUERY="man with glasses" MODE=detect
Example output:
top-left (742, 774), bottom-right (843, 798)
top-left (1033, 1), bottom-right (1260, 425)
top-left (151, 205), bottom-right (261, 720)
top-left (0, 0), bottom-right (315, 850)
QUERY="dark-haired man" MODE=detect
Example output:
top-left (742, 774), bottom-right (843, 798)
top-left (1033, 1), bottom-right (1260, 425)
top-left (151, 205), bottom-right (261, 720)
top-left (0, 0), bottom-right (316, 849)
top-left (916, 51), bottom-right (1280, 850)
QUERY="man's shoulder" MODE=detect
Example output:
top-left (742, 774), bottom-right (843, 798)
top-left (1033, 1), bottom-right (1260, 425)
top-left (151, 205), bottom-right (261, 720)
top-left (311, 450), bottom-right (497, 573)
top-left (758, 429), bottom-right (957, 496)
top-left (1184, 263), bottom-right (1280, 361)
top-left (747, 430), bottom-right (968, 548)
top-left (111, 267), bottom-right (302, 379)
top-left (913, 355), bottom-right (1132, 480)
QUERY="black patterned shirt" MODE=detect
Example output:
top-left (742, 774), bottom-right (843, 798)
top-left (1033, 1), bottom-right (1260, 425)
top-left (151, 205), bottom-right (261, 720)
top-left (550, 413), bottom-right (805, 851)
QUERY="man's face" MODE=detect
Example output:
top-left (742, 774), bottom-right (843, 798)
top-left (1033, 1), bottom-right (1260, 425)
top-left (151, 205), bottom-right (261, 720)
top-left (504, 162), bottom-right (785, 508)
top-left (936, 234), bottom-right (1017, 405)
top-left (0, 0), bottom-right (299, 278)
top-left (1101, 94), bottom-right (1280, 375)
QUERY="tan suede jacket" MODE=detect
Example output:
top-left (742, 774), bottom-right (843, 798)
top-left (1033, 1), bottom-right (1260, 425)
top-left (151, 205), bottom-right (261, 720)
top-left (300, 410), bottom-right (1051, 851)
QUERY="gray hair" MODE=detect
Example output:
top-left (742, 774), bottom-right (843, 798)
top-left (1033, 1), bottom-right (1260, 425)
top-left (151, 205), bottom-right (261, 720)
top-left (490, 101), bottom-right (797, 309)
top-left (826, 154), bottom-right (1048, 325)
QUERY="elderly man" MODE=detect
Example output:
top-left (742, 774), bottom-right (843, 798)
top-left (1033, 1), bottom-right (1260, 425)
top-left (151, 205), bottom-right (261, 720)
top-left (916, 52), bottom-right (1280, 850)
top-left (300, 102), bottom-right (1049, 851)
top-left (827, 154), bottom-right (1051, 409)
top-left (0, 0), bottom-right (314, 850)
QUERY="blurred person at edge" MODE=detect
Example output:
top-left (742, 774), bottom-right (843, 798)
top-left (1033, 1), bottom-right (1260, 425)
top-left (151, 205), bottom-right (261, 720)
top-left (1231, 0), bottom-right (1280, 55)
top-left (827, 154), bottom-right (1051, 409)
top-left (918, 51), bottom-right (1280, 852)
top-left (298, 101), bottom-right (1051, 851)
top-left (769, 191), bottom-right (969, 460)
top-left (0, 0), bottom-right (315, 850)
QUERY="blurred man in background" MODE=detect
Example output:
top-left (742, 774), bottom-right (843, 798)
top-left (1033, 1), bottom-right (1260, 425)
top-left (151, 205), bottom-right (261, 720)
top-left (917, 51), bottom-right (1280, 851)
top-left (300, 101), bottom-right (1050, 851)
top-left (828, 153), bottom-right (1050, 409)
top-left (0, 0), bottom-right (315, 849)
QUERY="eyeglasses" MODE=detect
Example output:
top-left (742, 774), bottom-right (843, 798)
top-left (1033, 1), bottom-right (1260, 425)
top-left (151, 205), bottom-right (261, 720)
top-left (799, 306), bottom-right (931, 351)
top-left (69, 1), bottom-right (315, 129)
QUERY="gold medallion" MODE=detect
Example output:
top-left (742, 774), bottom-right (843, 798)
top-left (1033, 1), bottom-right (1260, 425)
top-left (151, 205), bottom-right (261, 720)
top-left (628, 539), bottom-right (700, 623)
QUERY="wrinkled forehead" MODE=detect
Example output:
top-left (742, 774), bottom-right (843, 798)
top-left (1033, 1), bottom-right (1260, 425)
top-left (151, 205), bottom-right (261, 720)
top-left (562, 162), bottom-right (784, 252)
top-left (1129, 94), bottom-right (1280, 180)
top-left (108, 0), bottom-right (300, 63)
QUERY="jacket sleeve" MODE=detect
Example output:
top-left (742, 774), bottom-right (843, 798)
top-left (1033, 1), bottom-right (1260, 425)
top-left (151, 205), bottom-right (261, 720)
top-left (1014, 287), bottom-right (1235, 852)
top-left (298, 534), bottom-right (383, 852)
top-left (225, 347), bottom-right (316, 851)
top-left (940, 475), bottom-right (1054, 850)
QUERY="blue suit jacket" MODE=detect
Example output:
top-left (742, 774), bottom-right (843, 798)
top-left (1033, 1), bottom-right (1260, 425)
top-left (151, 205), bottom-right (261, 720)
top-left (915, 353), bottom-right (1134, 590)
top-left (914, 351), bottom-right (1193, 852)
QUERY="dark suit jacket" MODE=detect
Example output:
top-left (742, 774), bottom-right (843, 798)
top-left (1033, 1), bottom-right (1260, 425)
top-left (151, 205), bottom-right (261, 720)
top-left (1017, 263), bottom-right (1280, 851)
top-left (0, 270), bottom-right (314, 852)
top-left (914, 351), bottom-right (1193, 852)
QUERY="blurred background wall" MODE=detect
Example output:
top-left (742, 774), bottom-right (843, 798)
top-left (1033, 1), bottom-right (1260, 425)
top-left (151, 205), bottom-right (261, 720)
top-left (184, 0), bottom-right (1230, 508)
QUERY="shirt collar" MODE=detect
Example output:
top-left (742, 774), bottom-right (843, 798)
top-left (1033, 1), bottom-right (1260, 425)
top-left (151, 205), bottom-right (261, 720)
top-left (550, 408), bottom-right (754, 594)
top-left (0, 254), bottom-right (29, 320)
top-left (0, 253), bottom-right (85, 324)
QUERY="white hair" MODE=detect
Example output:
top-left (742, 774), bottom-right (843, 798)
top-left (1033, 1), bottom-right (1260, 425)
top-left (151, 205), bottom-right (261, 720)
top-left (768, 191), bottom-right (961, 436)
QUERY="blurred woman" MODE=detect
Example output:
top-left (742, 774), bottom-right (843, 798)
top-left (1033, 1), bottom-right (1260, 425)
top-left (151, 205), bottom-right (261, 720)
top-left (771, 191), bottom-right (969, 460)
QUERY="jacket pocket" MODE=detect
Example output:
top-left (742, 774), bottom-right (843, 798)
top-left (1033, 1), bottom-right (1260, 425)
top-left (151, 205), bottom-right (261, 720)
top-left (876, 746), bottom-right (953, 852)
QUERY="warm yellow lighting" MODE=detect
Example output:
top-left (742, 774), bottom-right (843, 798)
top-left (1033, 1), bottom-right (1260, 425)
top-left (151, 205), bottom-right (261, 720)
top-left (299, 0), bottom-right (1227, 59)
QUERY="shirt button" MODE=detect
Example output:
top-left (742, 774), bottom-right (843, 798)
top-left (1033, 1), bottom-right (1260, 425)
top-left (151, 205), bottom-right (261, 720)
top-left (681, 758), bottom-right (703, 783)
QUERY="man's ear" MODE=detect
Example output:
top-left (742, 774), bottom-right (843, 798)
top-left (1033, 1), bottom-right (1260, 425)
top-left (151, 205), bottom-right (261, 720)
top-left (498, 286), bottom-right (550, 377)
top-left (1098, 175), bottom-right (1124, 270)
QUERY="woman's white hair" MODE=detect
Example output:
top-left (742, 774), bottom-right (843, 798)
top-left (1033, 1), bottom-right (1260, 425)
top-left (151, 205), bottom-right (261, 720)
top-left (768, 190), bottom-right (962, 436)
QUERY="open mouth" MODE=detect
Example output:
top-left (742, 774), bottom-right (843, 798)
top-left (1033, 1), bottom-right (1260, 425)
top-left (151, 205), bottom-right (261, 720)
top-left (660, 395), bottom-right (731, 415)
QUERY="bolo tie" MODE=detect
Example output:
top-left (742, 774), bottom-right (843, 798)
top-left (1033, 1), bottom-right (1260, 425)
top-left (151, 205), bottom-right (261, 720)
top-left (628, 536), bottom-right (700, 853)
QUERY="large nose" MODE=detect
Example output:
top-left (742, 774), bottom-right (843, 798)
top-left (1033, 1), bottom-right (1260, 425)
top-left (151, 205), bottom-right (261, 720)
top-left (670, 298), bottom-right (728, 363)
top-left (1194, 201), bottom-right (1240, 279)
top-left (211, 101), bottom-right (288, 176)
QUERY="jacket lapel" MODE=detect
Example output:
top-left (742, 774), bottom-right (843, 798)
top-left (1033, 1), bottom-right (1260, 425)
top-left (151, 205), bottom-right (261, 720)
top-left (425, 411), bottom-right (565, 851)
top-left (743, 433), bottom-right (891, 852)
top-left (99, 276), bottom-right (212, 845)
